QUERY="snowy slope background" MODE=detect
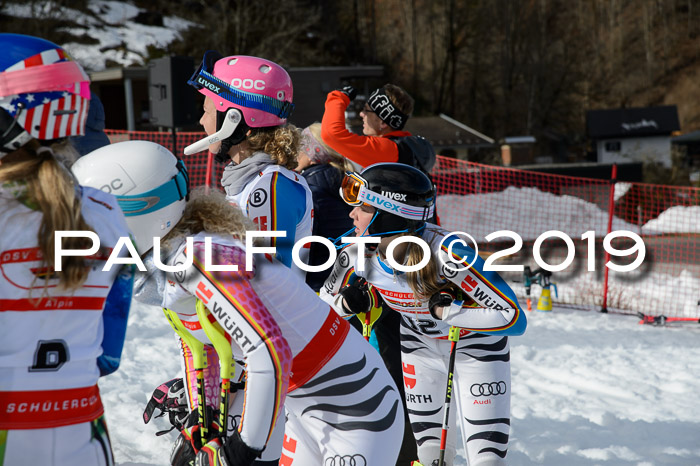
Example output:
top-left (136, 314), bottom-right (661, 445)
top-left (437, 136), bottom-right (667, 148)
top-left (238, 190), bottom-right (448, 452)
top-left (2, 1), bottom-right (195, 71)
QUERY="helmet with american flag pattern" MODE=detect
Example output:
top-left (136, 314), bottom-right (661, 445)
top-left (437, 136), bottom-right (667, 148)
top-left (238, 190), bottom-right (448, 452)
top-left (0, 33), bottom-right (91, 157)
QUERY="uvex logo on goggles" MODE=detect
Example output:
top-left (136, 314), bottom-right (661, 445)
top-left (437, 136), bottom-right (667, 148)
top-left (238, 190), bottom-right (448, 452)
top-left (196, 76), bottom-right (220, 93)
top-left (357, 188), bottom-right (434, 221)
top-left (362, 192), bottom-right (401, 212)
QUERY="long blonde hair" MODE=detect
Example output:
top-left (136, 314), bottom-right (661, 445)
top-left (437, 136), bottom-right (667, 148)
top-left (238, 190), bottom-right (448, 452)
top-left (403, 243), bottom-right (442, 301)
top-left (163, 187), bottom-right (256, 248)
top-left (0, 140), bottom-right (94, 290)
top-left (245, 124), bottom-right (300, 169)
top-left (387, 227), bottom-right (447, 301)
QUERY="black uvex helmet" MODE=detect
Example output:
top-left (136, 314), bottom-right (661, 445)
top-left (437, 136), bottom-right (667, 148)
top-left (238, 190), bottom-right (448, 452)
top-left (341, 162), bottom-right (435, 235)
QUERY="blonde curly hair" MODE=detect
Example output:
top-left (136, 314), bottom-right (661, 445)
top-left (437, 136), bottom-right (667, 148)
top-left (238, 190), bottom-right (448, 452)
top-left (245, 124), bottom-right (300, 169)
top-left (163, 187), bottom-right (256, 248)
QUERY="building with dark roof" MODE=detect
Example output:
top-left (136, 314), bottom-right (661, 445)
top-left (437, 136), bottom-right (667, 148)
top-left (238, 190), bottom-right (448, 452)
top-left (403, 114), bottom-right (495, 160)
top-left (586, 106), bottom-right (680, 167)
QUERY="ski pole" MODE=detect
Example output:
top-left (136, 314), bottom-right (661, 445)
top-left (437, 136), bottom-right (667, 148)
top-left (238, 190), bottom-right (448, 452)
top-left (357, 284), bottom-right (383, 341)
top-left (361, 310), bottom-right (372, 341)
top-left (163, 308), bottom-right (209, 447)
top-left (204, 150), bottom-right (213, 195)
top-left (637, 312), bottom-right (700, 325)
top-left (195, 300), bottom-right (234, 439)
top-left (438, 326), bottom-right (460, 466)
top-left (523, 266), bottom-right (533, 311)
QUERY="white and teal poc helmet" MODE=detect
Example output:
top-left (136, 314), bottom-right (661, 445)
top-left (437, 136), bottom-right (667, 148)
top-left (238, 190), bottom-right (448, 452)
top-left (72, 140), bottom-right (189, 254)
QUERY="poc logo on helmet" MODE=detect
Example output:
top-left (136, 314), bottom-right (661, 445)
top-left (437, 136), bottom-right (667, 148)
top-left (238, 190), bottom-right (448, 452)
top-left (231, 78), bottom-right (266, 91)
top-left (101, 179), bottom-right (123, 194)
top-left (382, 191), bottom-right (407, 201)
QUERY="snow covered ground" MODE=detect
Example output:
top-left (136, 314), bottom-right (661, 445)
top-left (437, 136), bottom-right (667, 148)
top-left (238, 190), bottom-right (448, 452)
top-left (100, 301), bottom-right (700, 465)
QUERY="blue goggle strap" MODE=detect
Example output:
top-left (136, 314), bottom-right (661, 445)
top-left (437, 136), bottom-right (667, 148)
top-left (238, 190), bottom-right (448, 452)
top-left (117, 159), bottom-right (189, 217)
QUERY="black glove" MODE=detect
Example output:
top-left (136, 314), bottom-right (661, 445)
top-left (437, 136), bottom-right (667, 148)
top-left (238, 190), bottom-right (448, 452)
top-left (221, 430), bottom-right (264, 466)
top-left (170, 406), bottom-right (223, 464)
top-left (340, 278), bottom-right (371, 315)
top-left (170, 426), bottom-right (197, 466)
top-left (428, 286), bottom-right (463, 320)
top-left (195, 437), bottom-right (226, 466)
top-left (337, 85), bottom-right (357, 101)
top-left (143, 378), bottom-right (189, 435)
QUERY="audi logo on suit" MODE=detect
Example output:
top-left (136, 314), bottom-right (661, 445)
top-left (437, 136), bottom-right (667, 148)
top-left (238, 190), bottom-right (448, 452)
top-left (324, 454), bottom-right (367, 466)
top-left (471, 381), bottom-right (508, 397)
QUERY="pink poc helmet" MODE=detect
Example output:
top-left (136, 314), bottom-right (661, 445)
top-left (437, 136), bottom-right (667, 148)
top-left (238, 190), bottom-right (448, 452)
top-left (184, 51), bottom-right (294, 159)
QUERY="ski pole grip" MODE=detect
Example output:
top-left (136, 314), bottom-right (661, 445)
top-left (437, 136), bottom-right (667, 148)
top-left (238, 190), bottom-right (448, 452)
top-left (448, 326), bottom-right (460, 342)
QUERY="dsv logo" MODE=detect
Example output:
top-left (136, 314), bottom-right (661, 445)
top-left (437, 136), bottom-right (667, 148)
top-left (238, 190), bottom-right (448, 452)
top-left (324, 454), bottom-right (367, 466)
top-left (471, 381), bottom-right (507, 397)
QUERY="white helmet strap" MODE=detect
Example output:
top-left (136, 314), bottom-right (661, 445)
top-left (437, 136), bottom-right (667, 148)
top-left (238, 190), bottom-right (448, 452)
top-left (183, 108), bottom-right (242, 156)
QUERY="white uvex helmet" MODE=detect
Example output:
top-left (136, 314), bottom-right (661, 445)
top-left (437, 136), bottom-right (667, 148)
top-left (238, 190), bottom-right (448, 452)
top-left (72, 140), bottom-right (189, 254)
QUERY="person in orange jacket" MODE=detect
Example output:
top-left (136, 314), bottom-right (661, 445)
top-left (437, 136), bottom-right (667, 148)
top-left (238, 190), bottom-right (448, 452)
top-left (321, 84), bottom-right (436, 173)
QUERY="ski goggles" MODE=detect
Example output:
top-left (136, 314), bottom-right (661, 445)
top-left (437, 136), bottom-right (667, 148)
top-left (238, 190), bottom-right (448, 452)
top-left (187, 50), bottom-right (294, 120)
top-left (117, 158), bottom-right (189, 217)
top-left (340, 171), bottom-right (434, 221)
top-left (0, 57), bottom-right (90, 100)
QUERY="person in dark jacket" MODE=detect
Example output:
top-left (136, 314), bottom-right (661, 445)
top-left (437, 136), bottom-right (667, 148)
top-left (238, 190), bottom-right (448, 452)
top-left (70, 93), bottom-right (110, 157)
top-left (296, 123), bottom-right (353, 292)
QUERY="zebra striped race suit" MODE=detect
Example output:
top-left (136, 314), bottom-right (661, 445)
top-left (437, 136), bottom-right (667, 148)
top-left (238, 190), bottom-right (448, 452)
top-left (321, 225), bottom-right (527, 466)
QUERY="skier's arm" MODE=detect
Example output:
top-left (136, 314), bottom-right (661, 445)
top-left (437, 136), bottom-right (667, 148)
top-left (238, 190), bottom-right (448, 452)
top-left (319, 244), bottom-right (362, 317)
top-left (435, 235), bottom-right (527, 336)
top-left (246, 172), bottom-right (307, 269)
top-left (185, 241), bottom-right (292, 451)
top-left (321, 90), bottom-right (399, 167)
top-left (98, 264), bottom-right (135, 376)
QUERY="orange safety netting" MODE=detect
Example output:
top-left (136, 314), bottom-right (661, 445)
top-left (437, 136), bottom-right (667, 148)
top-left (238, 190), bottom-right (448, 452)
top-left (106, 130), bottom-right (700, 320)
